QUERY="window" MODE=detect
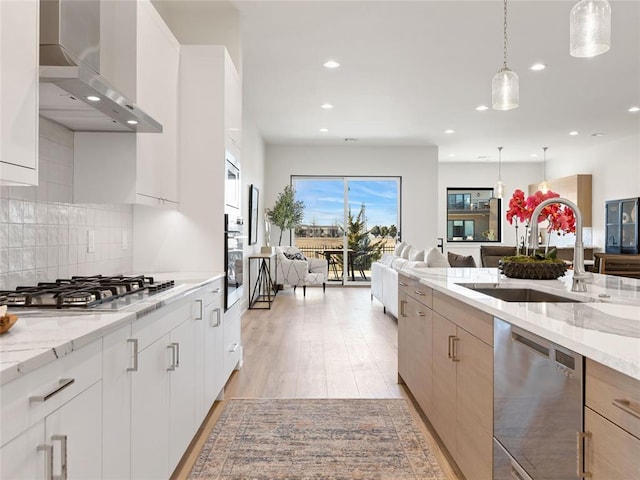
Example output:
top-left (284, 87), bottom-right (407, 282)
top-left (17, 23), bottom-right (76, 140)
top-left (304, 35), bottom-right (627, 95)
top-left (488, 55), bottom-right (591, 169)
top-left (447, 188), bottom-right (501, 242)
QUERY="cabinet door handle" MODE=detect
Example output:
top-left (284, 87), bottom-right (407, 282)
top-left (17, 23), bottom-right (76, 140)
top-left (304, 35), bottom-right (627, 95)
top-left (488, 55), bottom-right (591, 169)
top-left (37, 444), bottom-right (54, 480)
top-left (127, 338), bottom-right (138, 372)
top-left (399, 281), bottom-right (408, 287)
top-left (400, 300), bottom-right (407, 317)
top-left (211, 307), bottom-right (222, 328)
top-left (51, 434), bottom-right (68, 480)
top-left (173, 342), bottom-right (180, 368)
top-left (413, 290), bottom-right (424, 296)
top-left (417, 311), bottom-right (426, 317)
top-left (229, 343), bottom-right (239, 353)
top-left (612, 398), bottom-right (640, 419)
top-left (447, 335), bottom-right (460, 362)
top-left (195, 299), bottom-right (203, 320)
top-left (211, 288), bottom-right (221, 294)
top-left (167, 343), bottom-right (177, 371)
top-left (576, 431), bottom-right (592, 478)
top-left (30, 379), bottom-right (75, 403)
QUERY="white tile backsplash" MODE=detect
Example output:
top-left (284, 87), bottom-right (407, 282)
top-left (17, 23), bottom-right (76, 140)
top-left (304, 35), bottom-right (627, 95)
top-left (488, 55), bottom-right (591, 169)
top-left (0, 118), bottom-right (133, 289)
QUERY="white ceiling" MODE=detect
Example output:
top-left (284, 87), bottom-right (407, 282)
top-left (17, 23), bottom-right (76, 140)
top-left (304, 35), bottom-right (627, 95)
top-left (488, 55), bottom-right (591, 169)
top-left (159, 1), bottom-right (640, 164)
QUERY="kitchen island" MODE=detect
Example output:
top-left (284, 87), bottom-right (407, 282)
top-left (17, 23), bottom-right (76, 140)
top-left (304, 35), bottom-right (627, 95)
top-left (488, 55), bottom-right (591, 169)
top-left (401, 267), bottom-right (640, 380)
top-left (397, 267), bottom-right (640, 480)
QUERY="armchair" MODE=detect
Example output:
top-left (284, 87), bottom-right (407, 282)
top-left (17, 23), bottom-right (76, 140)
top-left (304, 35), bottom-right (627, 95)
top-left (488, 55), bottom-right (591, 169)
top-left (274, 246), bottom-right (328, 296)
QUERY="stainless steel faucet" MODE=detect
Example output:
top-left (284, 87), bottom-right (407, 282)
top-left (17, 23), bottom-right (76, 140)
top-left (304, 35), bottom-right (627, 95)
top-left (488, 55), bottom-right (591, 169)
top-left (529, 197), bottom-right (591, 292)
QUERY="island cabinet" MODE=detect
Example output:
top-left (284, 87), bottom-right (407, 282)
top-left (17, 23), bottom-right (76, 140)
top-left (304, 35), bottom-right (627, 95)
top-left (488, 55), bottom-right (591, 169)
top-left (0, 0), bottom-right (39, 186)
top-left (583, 359), bottom-right (640, 478)
top-left (398, 274), bottom-right (493, 480)
top-left (398, 276), bottom-right (433, 418)
top-left (74, 0), bottom-right (180, 207)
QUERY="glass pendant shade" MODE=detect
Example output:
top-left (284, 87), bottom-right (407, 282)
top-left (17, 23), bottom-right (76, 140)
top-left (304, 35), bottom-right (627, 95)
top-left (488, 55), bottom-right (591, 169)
top-left (492, 67), bottom-right (519, 110)
top-left (495, 180), bottom-right (505, 199)
top-left (538, 181), bottom-right (549, 194)
top-left (570, 0), bottom-right (611, 57)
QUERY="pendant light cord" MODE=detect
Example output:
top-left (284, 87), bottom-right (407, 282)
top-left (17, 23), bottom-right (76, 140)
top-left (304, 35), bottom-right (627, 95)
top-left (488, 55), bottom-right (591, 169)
top-left (542, 146), bottom-right (548, 181)
top-left (498, 146), bottom-right (503, 180)
top-left (503, 0), bottom-right (508, 69)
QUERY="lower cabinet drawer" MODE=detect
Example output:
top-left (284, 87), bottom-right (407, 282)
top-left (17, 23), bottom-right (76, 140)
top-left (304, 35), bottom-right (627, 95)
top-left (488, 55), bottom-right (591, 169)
top-left (585, 407), bottom-right (640, 478)
top-left (1, 340), bottom-right (102, 447)
top-left (586, 358), bottom-right (640, 439)
top-left (223, 305), bottom-right (242, 380)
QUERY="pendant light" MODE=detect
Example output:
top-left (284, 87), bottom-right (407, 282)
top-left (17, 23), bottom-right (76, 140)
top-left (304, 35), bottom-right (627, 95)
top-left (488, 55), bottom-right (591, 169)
top-left (570, 0), bottom-right (611, 58)
top-left (492, 0), bottom-right (519, 110)
top-left (538, 147), bottom-right (549, 193)
top-left (495, 147), bottom-right (505, 199)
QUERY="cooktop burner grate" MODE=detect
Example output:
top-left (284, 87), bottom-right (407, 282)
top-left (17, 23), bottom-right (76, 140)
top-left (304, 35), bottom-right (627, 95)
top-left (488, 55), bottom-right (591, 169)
top-left (0, 275), bottom-right (175, 309)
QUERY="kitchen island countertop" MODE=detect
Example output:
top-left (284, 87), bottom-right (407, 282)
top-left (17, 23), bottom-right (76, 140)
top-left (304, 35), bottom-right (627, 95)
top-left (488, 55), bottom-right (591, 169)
top-left (401, 267), bottom-right (640, 381)
top-left (0, 272), bottom-right (225, 385)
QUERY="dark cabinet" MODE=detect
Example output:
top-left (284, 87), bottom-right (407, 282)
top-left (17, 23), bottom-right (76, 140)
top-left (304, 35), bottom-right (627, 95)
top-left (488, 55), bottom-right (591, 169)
top-left (606, 198), bottom-right (639, 254)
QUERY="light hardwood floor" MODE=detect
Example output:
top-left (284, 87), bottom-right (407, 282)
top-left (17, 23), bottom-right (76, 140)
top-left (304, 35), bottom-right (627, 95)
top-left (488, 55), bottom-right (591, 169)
top-left (172, 286), bottom-right (461, 480)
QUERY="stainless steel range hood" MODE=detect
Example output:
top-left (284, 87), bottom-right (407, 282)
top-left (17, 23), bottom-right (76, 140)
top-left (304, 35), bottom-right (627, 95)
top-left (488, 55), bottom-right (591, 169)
top-left (39, 0), bottom-right (162, 133)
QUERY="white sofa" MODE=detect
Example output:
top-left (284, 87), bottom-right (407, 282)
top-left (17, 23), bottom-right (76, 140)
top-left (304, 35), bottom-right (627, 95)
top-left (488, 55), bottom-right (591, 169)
top-left (371, 242), bottom-right (450, 317)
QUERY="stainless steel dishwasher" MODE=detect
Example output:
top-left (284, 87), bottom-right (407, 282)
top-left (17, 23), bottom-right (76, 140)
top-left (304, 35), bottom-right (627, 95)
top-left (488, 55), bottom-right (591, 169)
top-left (493, 317), bottom-right (584, 480)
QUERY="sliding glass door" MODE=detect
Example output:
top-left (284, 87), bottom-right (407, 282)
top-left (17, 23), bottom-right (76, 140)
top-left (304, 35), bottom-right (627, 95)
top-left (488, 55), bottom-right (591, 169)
top-left (293, 176), bottom-right (400, 285)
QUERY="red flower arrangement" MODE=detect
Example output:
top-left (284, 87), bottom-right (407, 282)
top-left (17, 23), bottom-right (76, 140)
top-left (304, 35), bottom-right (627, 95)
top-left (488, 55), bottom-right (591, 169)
top-left (506, 189), bottom-right (576, 235)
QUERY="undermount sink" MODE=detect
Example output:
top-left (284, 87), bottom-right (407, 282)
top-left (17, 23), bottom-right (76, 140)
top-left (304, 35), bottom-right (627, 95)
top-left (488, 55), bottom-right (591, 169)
top-left (458, 283), bottom-right (584, 303)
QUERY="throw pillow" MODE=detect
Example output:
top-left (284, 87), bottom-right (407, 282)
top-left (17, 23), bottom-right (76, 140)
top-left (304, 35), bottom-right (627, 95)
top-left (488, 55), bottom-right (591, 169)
top-left (426, 247), bottom-right (450, 267)
top-left (447, 252), bottom-right (477, 268)
top-left (379, 253), bottom-right (395, 267)
top-left (393, 241), bottom-right (407, 256)
top-left (284, 251), bottom-right (307, 261)
top-left (400, 244), bottom-right (412, 259)
top-left (408, 247), bottom-right (425, 262)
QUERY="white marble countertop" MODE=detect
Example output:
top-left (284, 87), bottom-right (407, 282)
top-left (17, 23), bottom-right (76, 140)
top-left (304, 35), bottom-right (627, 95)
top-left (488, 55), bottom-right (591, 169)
top-left (401, 267), bottom-right (640, 381)
top-left (0, 272), bottom-right (225, 385)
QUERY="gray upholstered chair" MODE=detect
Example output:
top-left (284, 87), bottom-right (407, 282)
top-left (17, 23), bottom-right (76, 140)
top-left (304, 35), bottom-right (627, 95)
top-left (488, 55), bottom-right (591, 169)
top-left (274, 246), bottom-right (328, 295)
top-left (480, 246), bottom-right (517, 267)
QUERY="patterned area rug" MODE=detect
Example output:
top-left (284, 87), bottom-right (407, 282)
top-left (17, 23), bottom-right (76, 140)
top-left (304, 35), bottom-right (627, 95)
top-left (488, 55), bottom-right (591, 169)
top-left (188, 398), bottom-right (446, 480)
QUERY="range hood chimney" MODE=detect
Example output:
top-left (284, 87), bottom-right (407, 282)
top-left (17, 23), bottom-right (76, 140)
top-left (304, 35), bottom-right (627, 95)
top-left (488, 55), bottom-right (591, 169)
top-left (39, 0), bottom-right (162, 133)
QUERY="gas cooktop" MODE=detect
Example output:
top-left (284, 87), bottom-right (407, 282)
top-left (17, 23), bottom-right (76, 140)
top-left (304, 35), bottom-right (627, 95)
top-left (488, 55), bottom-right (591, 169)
top-left (0, 275), bottom-right (175, 311)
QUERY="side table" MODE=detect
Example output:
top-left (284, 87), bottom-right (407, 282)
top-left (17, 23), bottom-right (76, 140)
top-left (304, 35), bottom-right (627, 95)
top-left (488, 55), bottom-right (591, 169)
top-left (248, 253), bottom-right (277, 309)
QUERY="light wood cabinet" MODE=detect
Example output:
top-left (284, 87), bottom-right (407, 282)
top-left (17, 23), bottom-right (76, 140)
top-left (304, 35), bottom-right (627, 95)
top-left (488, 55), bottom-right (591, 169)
top-left (398, 274), bottom-right (493, 480)
top-left (398, 283), bottom-right (433, 418)
top-left (0, 0), bottom-right (39, 185)
top-left (74, 0), bottom-right (180, 207)
top-left (584, 358), bottom-right (640, 478)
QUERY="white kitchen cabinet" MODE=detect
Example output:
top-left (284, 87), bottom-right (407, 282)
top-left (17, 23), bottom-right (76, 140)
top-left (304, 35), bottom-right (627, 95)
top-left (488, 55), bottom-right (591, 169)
top-left (194, 281), bottom-right (225, 421)
top-left (74, 0), bottom-right (179, 207)
top-left (131, 332), bottom-right (171, 480)
top-left (2, 384), bottom-right (101, 480)
top-left (224, 53), bottom-right (242, 159)
top-left (223, 301), bottom-right (243, 382)
top-left (0, 340), bottom-right (102, 480)
top-left (0, 0), bottom-right (39, 185)
top-left (102, 323), bottom-right (134, 480)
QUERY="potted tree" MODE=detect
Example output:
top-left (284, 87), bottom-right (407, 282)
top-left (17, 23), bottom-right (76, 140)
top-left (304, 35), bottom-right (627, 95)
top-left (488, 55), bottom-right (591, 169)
top-left (266, 185), bottom-right (305, 246)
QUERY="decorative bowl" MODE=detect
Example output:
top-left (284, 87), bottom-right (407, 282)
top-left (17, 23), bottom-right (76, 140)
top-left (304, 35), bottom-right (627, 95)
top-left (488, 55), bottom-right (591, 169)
top-left (498, 260), bottom-right (568, 280)
top-left (0, 314), bottom-right (19, 335)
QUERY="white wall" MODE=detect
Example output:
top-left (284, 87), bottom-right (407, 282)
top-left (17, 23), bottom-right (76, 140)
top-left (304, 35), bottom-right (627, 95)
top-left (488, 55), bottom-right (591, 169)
top-left (438, 161), bottom-right (541, 265)
top-left (264, 145), bottom-right (439, 249)
top-left (546, 133), bottom-right (640, 248)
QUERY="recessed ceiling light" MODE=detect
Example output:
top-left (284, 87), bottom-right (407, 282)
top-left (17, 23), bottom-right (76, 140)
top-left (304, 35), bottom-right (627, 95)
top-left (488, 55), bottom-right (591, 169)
top-left (344, 138), bottom-right (358, 142)
top-left (477, 155), bottom-right (489, 160)
top-left (530, 63), bottom-right (547, 71)
top-left (448, 153), bottom-right (456, 157)
top-left (86, 95), bottom-right (101, 102)
top-left (591, 132), bottom-right (605, 137)
top-left (569, 131), bottom-right (579, 136)
top-left (319, 128), bottom-right (328, 132)
top-left (323, 60), bottom-right (340, 69)
top-left (445, 129), bottom-right (455, 134)
top-left (475, 105), bottom-right (489, 111)
top-left (127, 120), bottom-right (139, 125)
top-left (321, 103), bottom-right (333, 109)
top-left (629, 106), bottom-right (640, 112)
top-left (530, 153), bottom-right (538, 157)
